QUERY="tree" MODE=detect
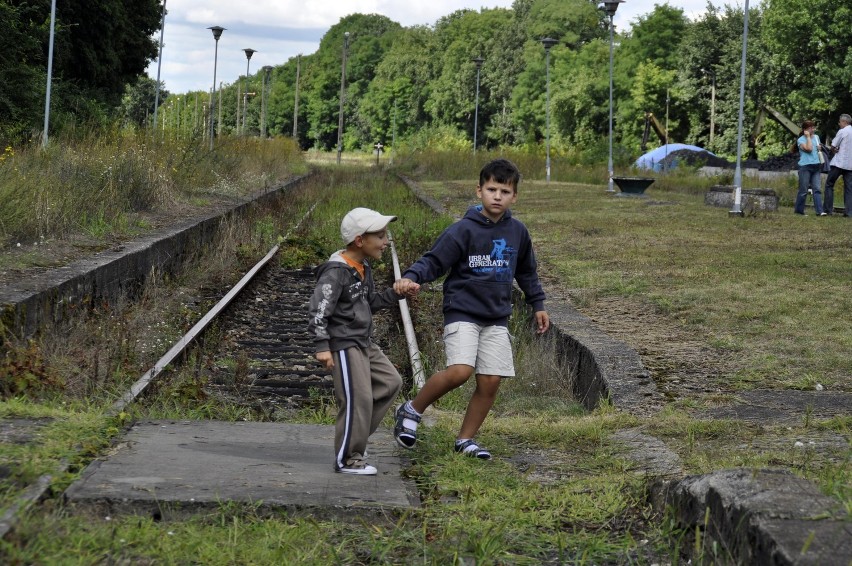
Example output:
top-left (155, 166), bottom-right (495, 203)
top-left (120, 76), bottom-right (168, 127)
top-left (301, 14), bottom-right (401, 150)
top-left (613, 4), bottom-right (689, 152)
top-left (762, 0), bottom-right (852, 125)
top-left (0, 2), bottom-right (45, 141)
top-left (50, 0), bottom-right (163, 105)
top-left (1, 0), bottom-right (163, 141)
top-left (358, 27), bottom-right (437, 145)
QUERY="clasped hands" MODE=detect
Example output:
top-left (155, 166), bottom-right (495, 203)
top-left (393, 277), bottom-right (421, 298)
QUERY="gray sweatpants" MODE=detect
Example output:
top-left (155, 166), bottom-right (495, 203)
top-left (331, 343), bottom-right (402, 469)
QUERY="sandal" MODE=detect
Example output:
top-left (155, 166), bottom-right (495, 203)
top-left (394, 402), bottom-right (420, 449)
top-left (454, 439), bottom-right (492, 460)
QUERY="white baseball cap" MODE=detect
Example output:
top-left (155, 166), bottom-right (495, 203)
top-left (340, 207), bottom-right (397, 244)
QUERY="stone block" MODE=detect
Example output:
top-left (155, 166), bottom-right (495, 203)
top-left (705, 185), bottom-right (779, 212)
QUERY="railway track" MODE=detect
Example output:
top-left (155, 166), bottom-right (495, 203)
top-left (206, 265), bottom-right (332, 407)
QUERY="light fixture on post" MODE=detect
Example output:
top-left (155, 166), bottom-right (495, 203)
top-left (601, 0), bottom-right (624, 192)
top-left (151, 0), bottom-right (167, 141)
top-left (730, 0), bottom-right (750, 216)
top-left (242, 48), bottom-right (257, 135)
top-left (541, 37), bottom-right (558, 183)
top-left (42, 0), bottom-right (57, 147)
top-left (208, 25), bottom-right (225, 151)
top-left (261, 65), bottom-right (272, 138)
top-left (701, 67), bottom-right (716, 149)
top-left (293, 54), bottom-right (301, 138)
top-left (472, 56), bottom-right (484, 155)
top-left (337, 32), bottom-right (350, 165)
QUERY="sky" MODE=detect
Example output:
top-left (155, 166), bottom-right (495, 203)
top-left (146, 0), bottom-right (733, 95)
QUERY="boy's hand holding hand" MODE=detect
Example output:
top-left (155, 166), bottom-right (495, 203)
top-left (393, 277), bottom-right (421, 297)
top-left (316, 350), bottom-right (334, 369)
top-left (535, 311), bottom-right (550, 334)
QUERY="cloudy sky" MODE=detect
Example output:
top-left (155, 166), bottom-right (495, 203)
top-left (146, 1), bottom-right (744, 94)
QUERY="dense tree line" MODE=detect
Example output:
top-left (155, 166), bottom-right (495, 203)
top-left (1, 0), bottom-right (161, 142)
top-left (3, 0), bottom-right (851, 163)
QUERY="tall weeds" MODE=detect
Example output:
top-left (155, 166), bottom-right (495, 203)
top-left (0, 132), bottom-right (306, 246)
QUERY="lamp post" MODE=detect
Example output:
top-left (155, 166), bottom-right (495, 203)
top-left (218, 81), bottom-right (223, 136)
top-left (601, 0), bottom-right (624, 192)
top-left (208, 26), bottom-right (225, 151)
top-left (261, 65), bottom-right (272, 138)
top-left (391, 100), bottom-right (397, 165)
top-left (541, 38), bottom-right (558, 183)
top-left (472, 56), bottom-right (484, 155)
top-left (665, 88), bottom-right (670, 170)
top-left (731, 0), bottom-right (750, 216)
top-left (42, 0), bottom-right (57, 147)
top-left (174, 96), bottom-right (180, 139)
top-left (337, 32), bottom-right (350, 165)
top-left (242, 48), bottom-right (257, 135)
top-left (701, 67), bottom-right (716, 149)
top-left (151, 0), bottom-right (167, 140)
top-left (293, 54), bottom-right (301, 138)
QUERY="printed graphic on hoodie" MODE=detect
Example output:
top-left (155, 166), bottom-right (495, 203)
top-left (468, 238), bottom-right (515, 282)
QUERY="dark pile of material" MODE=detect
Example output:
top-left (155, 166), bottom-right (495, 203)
top-left (758, 152), bottom-right (798, 171)
top-left (658, 149), bottom-right (798, 171)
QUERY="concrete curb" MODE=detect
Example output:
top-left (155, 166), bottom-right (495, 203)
top-left (0, 174), bottom-right (311, 339)
top-left (650, 469), bottom-right (851, 565)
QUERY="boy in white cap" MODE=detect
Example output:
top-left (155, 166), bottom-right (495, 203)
top-left (307, 207), bottom-right (407, 475)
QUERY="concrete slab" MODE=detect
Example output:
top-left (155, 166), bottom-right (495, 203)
top-left (698, 389), bottom-right (852, 424)
top-left (653, 468), bottom-right (850, 565)
top-left (64, 420), bottom-right (418, 520)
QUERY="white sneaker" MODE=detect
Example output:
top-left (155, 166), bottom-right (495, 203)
top-left (336, 462), bottom-right (377, 475)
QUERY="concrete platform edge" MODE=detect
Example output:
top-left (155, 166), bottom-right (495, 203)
top-left (0, 173), bottom-right (312, 339)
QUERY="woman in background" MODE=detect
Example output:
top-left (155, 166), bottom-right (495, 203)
top-left (794, 120), bottom-right (827, 216)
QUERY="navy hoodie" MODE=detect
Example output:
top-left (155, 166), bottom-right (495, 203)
top-left (402, 206), bottom-right (545, 326)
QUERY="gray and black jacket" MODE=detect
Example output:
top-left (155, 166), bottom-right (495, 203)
top-left (307, 251), bottom-right (401, 353)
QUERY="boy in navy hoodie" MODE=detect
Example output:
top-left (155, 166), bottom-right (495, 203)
top-left (392, 159), bottom-right (550, 459)
top-left (308, 207), bottom-right (406, 475)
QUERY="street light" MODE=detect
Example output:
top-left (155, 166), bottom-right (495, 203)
top-left (701, 67), bottom-right (716, 149)
top-left (261, 65), bottom-right (272, 138)
top-left (293, 54), bottom-right (301, 138)
top-left (472, 56), bottom-right (484, 154)
top-left (151, 0), bottom-right (167, 141)
top-left (42, 0), bottom-right (57, 147)
top-left (541, 38), bottom-right (558, 183)
top-left (242, 48), bottom-right (257, 135)
top-left (601, 0), bottom-right (624, 192)
top-left (337, 32), bottom-right (350, 165)
top-left (731, 0), bottom-right (750, 216)
top-left (208, 25), bottom-right (225, 151)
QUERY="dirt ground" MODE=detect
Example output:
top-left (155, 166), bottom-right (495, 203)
top-left (578, 295), bottom-right (740, 401)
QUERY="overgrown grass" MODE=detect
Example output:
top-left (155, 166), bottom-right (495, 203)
top-left (0, 131), bottom-right (306, 247)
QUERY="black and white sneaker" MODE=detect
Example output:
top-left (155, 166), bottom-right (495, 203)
top-left (454, 439), bottom-right (492, 460)
top-left (335, 461), bottom-right (377, 475)
top-left (394, 402), bottom-right (421, 449)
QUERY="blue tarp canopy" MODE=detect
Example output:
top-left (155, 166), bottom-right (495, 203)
top-left (634, 143), bottom-right (715, 171)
